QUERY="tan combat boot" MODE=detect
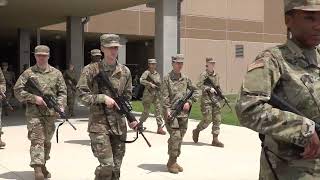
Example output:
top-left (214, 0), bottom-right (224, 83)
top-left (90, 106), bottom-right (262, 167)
top-left (157, 126), bottom-right (166, 135)
top-left (34, 166), bottom-right (44, 180)
top-left (42, 165), bottom-right (51, 178)
top-left (0, 135), bottom-right (6, 148)
top-left (192, 129), bottom-right (200, 143)
top-left (167, 156), bottom-right (179, 174)
top-left (212, 134), bottom-right (224, 148)
top-left (175, 161), bottom-right (184, 172)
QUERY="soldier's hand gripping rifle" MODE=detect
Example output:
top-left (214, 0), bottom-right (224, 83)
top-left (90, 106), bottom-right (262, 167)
top-left (167, 89), bottom-right (194, 128)
top-left (146, 76), bottom-right (161, 90)
top-left (203, 77), bottom-right (232, 111)
top-left (96, 71), bottom-right (151, 147)
top-left (0, 91), bottom-right (13, 111)
top-left (25, 78), bottom-right (77, 143)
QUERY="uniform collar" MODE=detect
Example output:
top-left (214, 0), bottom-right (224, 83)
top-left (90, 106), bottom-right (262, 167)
top-left (32, 64), bottom-right (53, 73)
top-left (169, 70), bottom-right (185, 81)
top-left (101, 59), bottom-right (121, 76)
top-left (285, 39), bottom-right (320, 68)
top-left (206, 70), bottom-right (216, 76)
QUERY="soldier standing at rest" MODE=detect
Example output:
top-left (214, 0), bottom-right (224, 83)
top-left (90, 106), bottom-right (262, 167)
top-left (2, 62), bottom-right (15, 116)
top-left (162, 54), bottom-right (199, 174)
top-left (77, 34), bottom-right (138, 180)
top-left (139, 58), bottom-right (166, 135)
top-left (63, 64), bottom-right (77, 117)
top-left (192, 57), bottom-right (224, 147)
top-left (236, 1), bottom-right (320, 179)
top-left (14, 45), bottom-right (67, 180)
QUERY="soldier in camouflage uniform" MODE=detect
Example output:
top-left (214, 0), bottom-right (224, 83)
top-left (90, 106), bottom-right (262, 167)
top-left (2, 62), bottom-right (15, 116)
top-left (139, 59), bottom-right (166, 135)
top-left (192, 57), bottom-right (224, 147)
top-left (63, 64), bottom-right (77, 117)
top-left (0, 65), bottom-right (6, 148)
top-left (236, 1), bottom-right (320, 179)
top-left (162, 54), bottom-right (199, 174)
top-left (90, 49), bottom-right (102, 63)
top-left (14, 45), bottom-right (67, 180)
top-left (77, 34), bottom-right (138, 180)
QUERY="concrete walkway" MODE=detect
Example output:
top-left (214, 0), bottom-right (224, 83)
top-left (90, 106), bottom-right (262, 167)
top-left (0, 108), bottom-right (261, 180)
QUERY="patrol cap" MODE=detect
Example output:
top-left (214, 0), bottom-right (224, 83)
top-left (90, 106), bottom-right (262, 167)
top-left (206, 57), bottom-right (216, 63)
top-left (1, 62), bottom-right (8, 66)
top-left (172, 54), bottom-right (184, 63)
top-left (148, 59), bottom-right (157, 64)
top-left (285, 0), bottom-right (320, 13)
top-left (100, 34), bottom-right (121, 48)
top-left (34, 45), bottom-right (50, 56)
top-left (90, 49), bottom-right (102, 56)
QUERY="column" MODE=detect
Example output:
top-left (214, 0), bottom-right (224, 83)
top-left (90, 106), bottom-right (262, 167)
top-left (66, 16), bottom-right (84, 73)
top-left (118, 36), bottom-right (127, 65)
top-left (154, 0), bottom-right (178, 77)
top-left (18, 29), bottom-right (31, 73)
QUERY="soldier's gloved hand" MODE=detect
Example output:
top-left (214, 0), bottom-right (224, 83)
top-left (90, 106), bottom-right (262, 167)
top-left (210, 88), bottom-right (217, 94)
top-left (35, 96), bottom-right (47, 106)
top-left (150, 83), bottom-right (157, 89)
top-left (302, 132), bottom-right (320, 159)
top-left (105, 95), bottom-right (120, 110)
top-left (183, 102), bottom-right (190, 112)
top-left (129, 121), bottom-right (138, 130)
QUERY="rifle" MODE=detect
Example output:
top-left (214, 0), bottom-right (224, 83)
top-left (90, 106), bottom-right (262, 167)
top-left (95, 71), bottom-right (151, 147)
top-left (146, 76), bottom-right (161, 90)
top-left (203, 77), bottom-right (232, 111)
top-left (25, 78), bottom-right (77, 143)
top-left (0, 91), bottom-right (13, 111)
top-left (168, 89), bottom-right (194, 129)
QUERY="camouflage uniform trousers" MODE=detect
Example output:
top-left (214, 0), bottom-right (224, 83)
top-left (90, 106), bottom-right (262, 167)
top-left (196, 103), bottom-right (221, 135)
top-left (27, 116), bottom-right (55, 167)
top-left (165, 117), bottom-right (188, 157)
top-left (259, 150), bottom-right (320, 180)
top-left (89, 132), bottom-right (126, 180)
top-left (3, 87), bottom-right (13, 115)
top-left (67, 88), bottom-right (76, 115)
top-left (140, 95), bottom-right (163, 127)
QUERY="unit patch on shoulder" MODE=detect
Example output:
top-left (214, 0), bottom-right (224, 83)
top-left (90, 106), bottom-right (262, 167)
top-left (247, 59), bottom-right (265, 72)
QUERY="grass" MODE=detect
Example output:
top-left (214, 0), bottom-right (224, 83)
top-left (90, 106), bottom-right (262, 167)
top-left (132, 94), bottom-right (240, 126)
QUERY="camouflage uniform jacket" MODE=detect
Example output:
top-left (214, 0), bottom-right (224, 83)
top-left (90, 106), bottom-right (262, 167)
top-left (63, 69), bottom-right (77, 91)
top-left (3, 70), bottom-right (15, 88)
top-left (197, 70), bottom-right (221, 107)
top-left (14, 65), bottom-right (67, 117)
top-left (77, 60), bottom-right (132, 135)
top-left (0, 69), bottom-right (6, 94)
top-left (236, 39), bottom-right (320, 166)
top-left (162, 71), bottom-right (199, 118)
top-left (140, 70), bottom-right (161, 97)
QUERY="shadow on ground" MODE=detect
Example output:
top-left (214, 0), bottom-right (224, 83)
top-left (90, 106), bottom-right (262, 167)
top-left (64, 139), bottom-right (91, 146)
top-left (182, 141), bottom-right (212, 146)
top-left (137, 164), bottom-right (167, 173)
top-left (0, 171), bottom-right (33, 180)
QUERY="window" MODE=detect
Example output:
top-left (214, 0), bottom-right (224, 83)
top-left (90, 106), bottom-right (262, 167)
top-left (235, 45), bottom-right (244, 58)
